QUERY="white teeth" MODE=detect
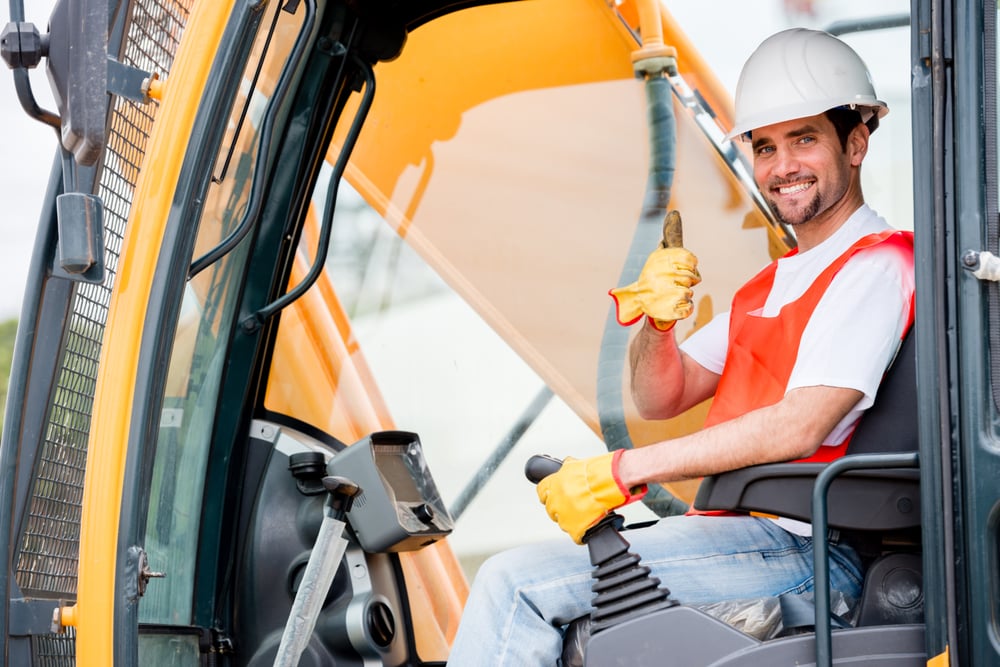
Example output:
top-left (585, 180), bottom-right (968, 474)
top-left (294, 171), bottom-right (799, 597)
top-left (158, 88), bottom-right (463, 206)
top-left (778, 182), bottom-right (812, 195)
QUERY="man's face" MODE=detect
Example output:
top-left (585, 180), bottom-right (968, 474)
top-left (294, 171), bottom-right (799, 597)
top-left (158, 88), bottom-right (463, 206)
top-left (750, 113), bottom-right (864, 227)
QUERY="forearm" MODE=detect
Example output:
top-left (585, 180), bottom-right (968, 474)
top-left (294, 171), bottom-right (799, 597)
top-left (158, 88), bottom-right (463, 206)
top-left (617, 385), bottom-right (864, 487)
top-left (629, 319), bottom-right (718, 419)
top-left (629, 320), bottom-right (685, 418)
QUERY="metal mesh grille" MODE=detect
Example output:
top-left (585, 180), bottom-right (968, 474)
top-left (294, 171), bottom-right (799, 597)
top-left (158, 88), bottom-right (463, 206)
top-left (15, 0), bottom-right (193, 598)
top-left (30, 630), bottom-right (76, 667)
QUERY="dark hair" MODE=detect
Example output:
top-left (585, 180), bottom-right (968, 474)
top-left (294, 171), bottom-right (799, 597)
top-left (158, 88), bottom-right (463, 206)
top-left (824, 107), bottom-right (879, 150)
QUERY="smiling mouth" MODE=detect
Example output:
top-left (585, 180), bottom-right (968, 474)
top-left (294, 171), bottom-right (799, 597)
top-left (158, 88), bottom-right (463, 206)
top-left (774, 181), bottom-right (814, 196)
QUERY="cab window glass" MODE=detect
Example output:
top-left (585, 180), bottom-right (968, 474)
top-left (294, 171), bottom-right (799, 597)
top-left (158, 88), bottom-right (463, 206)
top-left (139, 1), bottom-right (303, 626)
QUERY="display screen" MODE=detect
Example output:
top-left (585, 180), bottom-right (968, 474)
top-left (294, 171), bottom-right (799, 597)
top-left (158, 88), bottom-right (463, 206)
top-left (373, 439), bottom-right (453, 535)
top-left (373, 443), bottom-right (425, 504)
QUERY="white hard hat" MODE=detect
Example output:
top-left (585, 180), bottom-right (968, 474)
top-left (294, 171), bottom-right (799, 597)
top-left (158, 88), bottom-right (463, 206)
top-left (727, 28), bottom-right (888, 140)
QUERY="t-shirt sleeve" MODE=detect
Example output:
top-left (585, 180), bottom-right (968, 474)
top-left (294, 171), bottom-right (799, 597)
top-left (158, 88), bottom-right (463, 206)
top-left (679, 311), bottom-right (731, 375)
top-left (788, 243), bottom-right (914, 423)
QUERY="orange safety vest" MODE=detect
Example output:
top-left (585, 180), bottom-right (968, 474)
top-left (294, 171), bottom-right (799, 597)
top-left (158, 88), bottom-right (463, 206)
top-left (703, 230), bottom-right (915, 463)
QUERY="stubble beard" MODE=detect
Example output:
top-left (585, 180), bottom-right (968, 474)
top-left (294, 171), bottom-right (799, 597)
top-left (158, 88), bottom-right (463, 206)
top-left (771, 195), bottom-right (820, 227)
top-left (767, 188), bottom-right (823, 227)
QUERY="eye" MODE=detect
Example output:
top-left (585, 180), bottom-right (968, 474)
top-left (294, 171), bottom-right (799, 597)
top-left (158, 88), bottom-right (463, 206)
top-left (797, 135), bottom-right (816, 145)
top-left (754, 144), bottom-right (775, 157)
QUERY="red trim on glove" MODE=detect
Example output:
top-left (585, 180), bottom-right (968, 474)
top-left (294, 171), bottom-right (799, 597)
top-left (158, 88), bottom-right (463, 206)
top-left (608, 289), bottom-right (643, 327)
top-left (646, 315), bottom-right (675, 332)
top-left (610, 449), bottom-right (648, 503)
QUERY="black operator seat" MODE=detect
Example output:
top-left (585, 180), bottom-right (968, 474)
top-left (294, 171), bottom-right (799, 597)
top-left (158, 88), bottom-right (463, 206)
top-left (693, 330), bottom-right (923, 628)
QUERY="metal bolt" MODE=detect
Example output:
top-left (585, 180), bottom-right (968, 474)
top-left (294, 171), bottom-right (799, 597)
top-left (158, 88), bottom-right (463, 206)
top-left (961, 250), bottom-right (981, 269)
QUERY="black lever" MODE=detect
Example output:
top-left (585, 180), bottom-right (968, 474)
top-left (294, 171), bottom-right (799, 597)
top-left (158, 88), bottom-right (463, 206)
top-left (322, 475), bottom-right (361, 521)
top-left (525, 454), bottom-right (677, 634)
top-left (524, 454), bottom-right (563, 484)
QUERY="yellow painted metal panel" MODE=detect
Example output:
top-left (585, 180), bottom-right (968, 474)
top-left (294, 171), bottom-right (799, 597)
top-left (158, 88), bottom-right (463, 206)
top-left (75, 0), bottom-right (236, 661)
top-left (927, 647), bottom-right (950, 666)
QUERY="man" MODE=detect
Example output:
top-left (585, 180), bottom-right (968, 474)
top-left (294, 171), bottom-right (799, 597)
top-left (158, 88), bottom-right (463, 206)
top-left (448, 28), bottom-right (914, 665)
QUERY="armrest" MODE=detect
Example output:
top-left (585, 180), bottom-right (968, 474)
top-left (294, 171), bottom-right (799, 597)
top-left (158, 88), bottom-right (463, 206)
top-left (692, 463), bottom-right (920, 531)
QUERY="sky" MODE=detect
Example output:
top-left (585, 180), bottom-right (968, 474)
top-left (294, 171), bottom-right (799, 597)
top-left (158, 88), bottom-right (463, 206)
top-left (1, 0), bottom-right (58, 321)
top-left (0, 0), bottom-right (909, 323)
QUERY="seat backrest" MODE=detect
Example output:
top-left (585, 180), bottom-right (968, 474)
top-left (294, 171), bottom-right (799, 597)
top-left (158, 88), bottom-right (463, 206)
top-left (692, 331), bottom-right (920, 531)
top-left (845, 331), bottom-right (918, 455)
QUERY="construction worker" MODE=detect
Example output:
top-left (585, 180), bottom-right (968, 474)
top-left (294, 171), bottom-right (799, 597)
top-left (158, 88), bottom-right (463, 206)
top-left (448, 28), bottom-right (914, 665)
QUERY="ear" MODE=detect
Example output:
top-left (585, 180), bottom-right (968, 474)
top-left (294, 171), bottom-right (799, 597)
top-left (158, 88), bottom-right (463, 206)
top-left (848, 123), bottom-right (870, 167)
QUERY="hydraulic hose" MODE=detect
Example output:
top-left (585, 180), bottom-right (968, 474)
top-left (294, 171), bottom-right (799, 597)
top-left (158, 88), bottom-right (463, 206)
top-left (245, 51), bottom-right (374, 330)
top-left (6, 0), bottom-right (61, 128)
top-left (188, 0), bottom-right (317, 278)
top-left (596, 1), bottom-right (686, 516)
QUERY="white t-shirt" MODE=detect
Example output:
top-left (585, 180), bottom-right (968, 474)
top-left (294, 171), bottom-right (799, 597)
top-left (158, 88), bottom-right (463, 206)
top-left (681, 204), bottom-right (914, 446)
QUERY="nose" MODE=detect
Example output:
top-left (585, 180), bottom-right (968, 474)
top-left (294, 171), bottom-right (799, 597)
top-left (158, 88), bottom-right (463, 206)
top-left (771, 146), bottom-right (800, 178)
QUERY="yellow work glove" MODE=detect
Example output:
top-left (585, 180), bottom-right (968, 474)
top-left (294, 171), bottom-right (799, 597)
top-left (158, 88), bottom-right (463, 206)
top-left (536, 451), bottom-right (647, 544)
top-left (609, 246), bottom-right (701, 331)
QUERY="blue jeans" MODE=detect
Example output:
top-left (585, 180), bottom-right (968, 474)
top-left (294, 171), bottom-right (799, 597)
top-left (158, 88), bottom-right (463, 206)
top-left (448, 515), bottom-right (864, 666)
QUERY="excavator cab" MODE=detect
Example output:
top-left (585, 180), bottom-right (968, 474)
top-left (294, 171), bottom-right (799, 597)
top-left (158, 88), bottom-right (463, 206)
top-left (0, 0), bottom-right (997, 665)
